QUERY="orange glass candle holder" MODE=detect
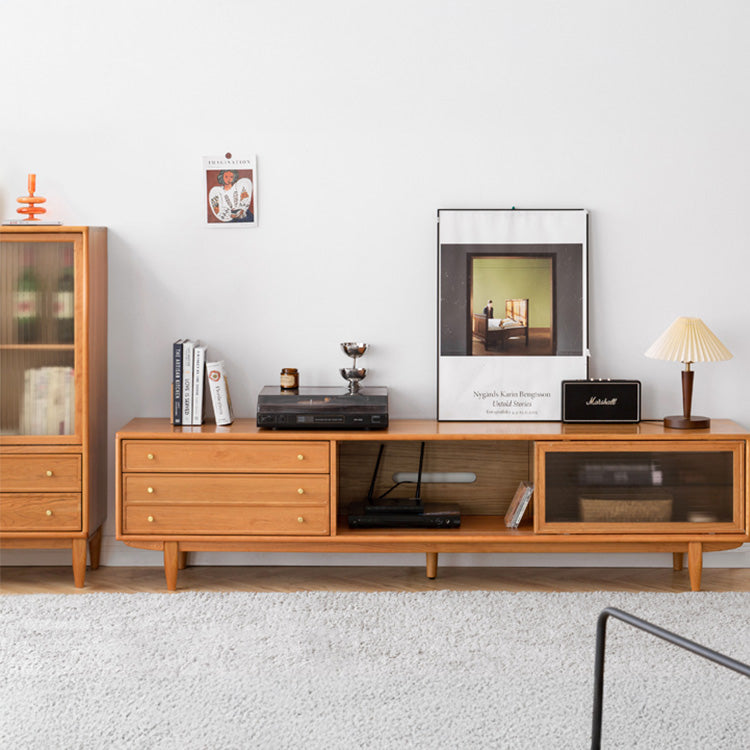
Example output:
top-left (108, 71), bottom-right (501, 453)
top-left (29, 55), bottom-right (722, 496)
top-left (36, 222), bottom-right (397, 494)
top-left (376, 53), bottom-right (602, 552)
top-left (16, 174), bottom-right (47, 221)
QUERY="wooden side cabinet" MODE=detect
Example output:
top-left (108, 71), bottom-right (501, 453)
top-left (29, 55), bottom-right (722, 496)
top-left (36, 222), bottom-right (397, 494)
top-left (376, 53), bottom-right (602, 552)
top-left (0, 226), bottom-right (107, 586)
top-left (116, 419), bottom-right (750, 591)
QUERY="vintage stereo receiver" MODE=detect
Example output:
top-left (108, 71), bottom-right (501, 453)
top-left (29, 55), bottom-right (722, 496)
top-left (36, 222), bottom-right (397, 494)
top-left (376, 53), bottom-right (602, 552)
top-left (257, 386), bottom-right (388, 430)
top-left (561, 379), bottom-right (641, 424)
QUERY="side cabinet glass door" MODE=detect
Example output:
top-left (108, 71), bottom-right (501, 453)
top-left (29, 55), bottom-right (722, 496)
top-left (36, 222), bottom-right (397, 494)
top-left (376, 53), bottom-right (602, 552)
top-left (0, 234), bottom-right (81, 442)
top-left (535, 441), bottom-right (744, 534)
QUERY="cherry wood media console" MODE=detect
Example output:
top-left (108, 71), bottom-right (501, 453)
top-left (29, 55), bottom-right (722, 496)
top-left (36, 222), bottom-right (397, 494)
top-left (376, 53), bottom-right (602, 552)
top-left (115, 419), bottom-right (749, 591)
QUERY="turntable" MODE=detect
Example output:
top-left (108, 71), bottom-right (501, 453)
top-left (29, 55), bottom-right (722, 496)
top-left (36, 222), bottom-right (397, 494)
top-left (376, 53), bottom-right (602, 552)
top-left (256, 386), bottom-right (388, 430)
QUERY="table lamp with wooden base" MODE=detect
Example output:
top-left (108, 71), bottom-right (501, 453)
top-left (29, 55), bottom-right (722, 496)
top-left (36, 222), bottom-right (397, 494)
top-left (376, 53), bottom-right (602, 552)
top-left (644, 317), bottom-right (733, 429)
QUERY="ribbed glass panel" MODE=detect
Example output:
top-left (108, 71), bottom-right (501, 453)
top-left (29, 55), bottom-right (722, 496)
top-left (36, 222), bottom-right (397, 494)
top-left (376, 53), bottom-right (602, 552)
top-left (544, 451), bottom-right (734, 524)
top-left (0, 239), bottom-right (76, 436)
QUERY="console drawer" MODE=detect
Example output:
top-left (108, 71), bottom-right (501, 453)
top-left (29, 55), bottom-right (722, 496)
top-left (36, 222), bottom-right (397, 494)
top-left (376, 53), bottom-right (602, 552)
top-left (0, 493), bottom-right (82, 531)
top-left (123, 504), bottom-right (329, 535)
top-left (122, 440), bottom-right (329, 473)
top-left (0, 455), bottom-right (82, 492)
top-left (122, 474), bottom-right (330, 505)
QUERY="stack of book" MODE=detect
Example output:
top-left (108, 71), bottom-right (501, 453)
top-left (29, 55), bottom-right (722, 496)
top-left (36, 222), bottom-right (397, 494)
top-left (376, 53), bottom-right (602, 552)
top-left (21, 366), bottom-right (75, 435)
top-left (172, 339), bottom-right (233, 426)
top-left (504, 481), bottom-right (534, 528)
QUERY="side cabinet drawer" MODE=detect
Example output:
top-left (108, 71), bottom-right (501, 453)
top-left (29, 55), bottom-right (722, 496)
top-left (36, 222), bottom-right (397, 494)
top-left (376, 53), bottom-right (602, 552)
top-left (122, 474), bottom-right (330, 504)
top-left (0, 455), bottom-right (82, 492)
top-left (122, 440), bottom-right (329, 473)
top-left (0, 493), bottom-right (82, 531)
top-left (124, 504), bottom-right (330, 535)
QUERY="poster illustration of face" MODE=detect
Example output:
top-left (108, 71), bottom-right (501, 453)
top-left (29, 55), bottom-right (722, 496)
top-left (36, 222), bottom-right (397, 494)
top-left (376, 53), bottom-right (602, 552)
top-left (203, 154), bottom-right (257, 226)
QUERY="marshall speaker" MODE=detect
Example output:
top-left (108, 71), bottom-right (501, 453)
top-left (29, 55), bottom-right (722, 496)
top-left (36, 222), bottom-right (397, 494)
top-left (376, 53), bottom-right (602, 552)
top-left (562, 380), bottom-right (641, 423)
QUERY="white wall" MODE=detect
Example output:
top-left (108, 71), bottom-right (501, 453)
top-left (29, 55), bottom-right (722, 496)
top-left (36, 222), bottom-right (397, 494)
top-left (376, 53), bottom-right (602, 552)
top-left (2, 0), bottom-right (749, 568)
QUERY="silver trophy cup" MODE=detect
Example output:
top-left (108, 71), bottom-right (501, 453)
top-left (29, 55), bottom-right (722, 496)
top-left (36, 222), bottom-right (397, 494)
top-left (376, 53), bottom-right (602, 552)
top-left (340, 342), bottom-right (368, 393)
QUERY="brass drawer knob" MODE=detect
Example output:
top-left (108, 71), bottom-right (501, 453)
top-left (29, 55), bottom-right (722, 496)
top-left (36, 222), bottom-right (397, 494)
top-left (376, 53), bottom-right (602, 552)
top-left (147, 515), bottom-right (155, 523)
top-left (147, 487), bottom-right (154, 494)
top-left (46, 509), bottom-right (53, 516)
top-left (46, 470), bottom-right (53, 477)
top-left (297, 516), bottom-right (304, 523)
top-left (147, 453), bottom-right (155, 460)
top-left (297, 454), bottom-right (304, 461)
top-left (297, 488), bottom-right (304, 495)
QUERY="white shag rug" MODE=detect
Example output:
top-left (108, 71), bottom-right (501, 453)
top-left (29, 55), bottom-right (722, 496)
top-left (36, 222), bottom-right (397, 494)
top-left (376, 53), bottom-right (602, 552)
top-left (1, 590), bottom-right (749, 749)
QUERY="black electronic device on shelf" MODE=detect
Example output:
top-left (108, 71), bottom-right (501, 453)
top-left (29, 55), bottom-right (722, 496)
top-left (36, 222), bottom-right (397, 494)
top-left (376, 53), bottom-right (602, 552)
top-left (256, 386), bottom-right (388, 430)
top-left (347, 442), bottom-right (461, 528)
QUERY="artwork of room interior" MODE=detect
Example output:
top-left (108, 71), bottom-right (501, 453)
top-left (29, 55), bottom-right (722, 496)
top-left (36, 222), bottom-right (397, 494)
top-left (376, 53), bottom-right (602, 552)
top-left (1, 2), bottom-right (749, 748)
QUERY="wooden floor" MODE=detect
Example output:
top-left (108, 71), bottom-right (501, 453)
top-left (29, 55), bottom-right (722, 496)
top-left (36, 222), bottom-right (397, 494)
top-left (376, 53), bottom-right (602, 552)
top-left (2, 565), bottom-right (750, 594)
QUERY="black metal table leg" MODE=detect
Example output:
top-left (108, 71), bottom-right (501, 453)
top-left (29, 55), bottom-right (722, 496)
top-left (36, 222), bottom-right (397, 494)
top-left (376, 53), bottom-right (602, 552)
top-left (591, 607), bottom-right (750, 749)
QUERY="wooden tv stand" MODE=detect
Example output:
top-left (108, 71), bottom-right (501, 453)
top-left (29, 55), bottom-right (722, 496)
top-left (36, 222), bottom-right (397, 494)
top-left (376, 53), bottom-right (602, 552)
top-left (115, 419), bottom-right (749, 591)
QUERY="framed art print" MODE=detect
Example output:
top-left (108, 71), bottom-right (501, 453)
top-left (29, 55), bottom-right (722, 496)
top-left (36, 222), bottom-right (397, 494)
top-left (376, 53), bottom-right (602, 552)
top-left (437, 209), bottom-right (588, 421)
top-left (203, 154), bottom-right (257, 226)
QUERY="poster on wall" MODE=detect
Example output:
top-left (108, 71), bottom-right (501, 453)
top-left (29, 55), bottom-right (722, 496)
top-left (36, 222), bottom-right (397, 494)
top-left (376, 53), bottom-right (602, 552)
top-left (437, 209), bottom-right (588, 421)
top-left (203, 154), bottom-right (257, 226)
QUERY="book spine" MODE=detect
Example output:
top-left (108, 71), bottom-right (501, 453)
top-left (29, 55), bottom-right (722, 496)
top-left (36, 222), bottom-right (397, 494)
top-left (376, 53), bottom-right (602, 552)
top-left (172, 340), bottom-right (183, 425)
top-left (36, 367), bottom-right (48, 436)
top-left (48, 367), bottom-right (62, 435)
top-left (22, 369), bottom-right (31, 435)
top-left (206, 360), bottom-right (234, 426)
top-left (182, 340), bottom-right (194, 425)
top-left (64, 367), bottom-right (73, 435)
top-left (511, 485), bottom-right (533, 527)
top-left (192, 344), bottom-right (206, 425)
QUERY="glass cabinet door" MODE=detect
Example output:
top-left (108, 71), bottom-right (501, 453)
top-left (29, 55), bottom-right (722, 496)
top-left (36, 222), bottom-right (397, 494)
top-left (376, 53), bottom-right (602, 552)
top-left (535, 441), bottom-right (744, 533)
top-left (0, 235), bottom-right (81, 441)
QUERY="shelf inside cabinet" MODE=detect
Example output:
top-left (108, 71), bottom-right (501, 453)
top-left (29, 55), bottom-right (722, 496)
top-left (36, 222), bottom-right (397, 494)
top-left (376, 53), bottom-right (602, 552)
top-left (0, 344), bottom-right (75, 351)
top-left (334, 514), bottom-right (535, 538)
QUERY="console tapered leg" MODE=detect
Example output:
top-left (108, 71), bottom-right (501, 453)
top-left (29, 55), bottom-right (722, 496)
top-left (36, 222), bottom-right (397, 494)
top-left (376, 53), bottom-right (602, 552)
top-left (426, 552), bottom-right (438, 579)
top-left (673, 552), bottom-right (684, 572)
top-left (164, 542), bottom-right (180, 591)
top-left (688, 542), bottom-right (703, 591)
top-left (89, 527), bottom-right (102, 570)
top-left (72, 538), bottom-right (87, 588)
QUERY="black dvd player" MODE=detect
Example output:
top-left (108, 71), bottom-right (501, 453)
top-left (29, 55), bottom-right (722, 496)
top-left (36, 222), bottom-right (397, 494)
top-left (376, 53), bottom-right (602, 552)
top-left (257, 386), bottom-right (388, 430)
top-left (347, 502), bottom-right (461, 528)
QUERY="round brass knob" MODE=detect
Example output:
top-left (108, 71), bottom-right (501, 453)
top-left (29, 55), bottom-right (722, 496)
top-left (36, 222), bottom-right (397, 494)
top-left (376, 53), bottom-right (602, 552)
top-left (46, 470), bottom-right (53, 477)
top-left (46, 509), bottom-right (53, 516)
top-left (297, 488), bottom-right (304, 495)
top-left (147, 453), bottom-right (155, 460)
top-left (147, 487), bottom-right (154, 494)
top-left (297, 516), bottom-right (304, 523)
top-left (147, 515), bottom-right (155, 523)
top-left (297, 454), bottom-right (304, 461)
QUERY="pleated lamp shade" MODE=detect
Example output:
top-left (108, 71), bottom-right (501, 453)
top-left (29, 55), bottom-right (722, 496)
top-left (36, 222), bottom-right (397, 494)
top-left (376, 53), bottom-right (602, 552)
top-left (644, 317), bottom-right (733, 363)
